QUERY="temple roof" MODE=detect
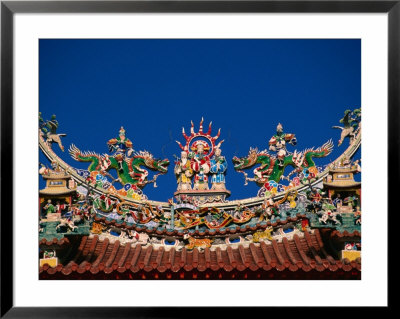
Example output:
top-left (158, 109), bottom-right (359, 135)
top-left (39, 229), bottom-right (361, 279)
top-left (323, 180), bottom-right (361, 188)
top-left (39, 187), bottom-right (75, 196)
top-left (328, 166), bottom-right (359, 174)
top-left (41, 172), bottom-right (72, 180)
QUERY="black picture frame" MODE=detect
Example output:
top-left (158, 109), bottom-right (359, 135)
top-left (1, 0), bottom-right (394, 317)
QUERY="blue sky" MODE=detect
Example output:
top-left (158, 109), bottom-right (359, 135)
top-left (39, 39), bottom-right (361, 201)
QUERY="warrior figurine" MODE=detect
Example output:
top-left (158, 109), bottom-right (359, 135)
top-left (107, 127), bottom-right (134, 172)
top-left (268, 123), bottom-right (297, 168)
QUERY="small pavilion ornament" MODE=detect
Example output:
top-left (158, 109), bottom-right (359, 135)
top-left (39, 161), bottom-right (76, 221)
top-left (174, 118), bottom-right (230, 204)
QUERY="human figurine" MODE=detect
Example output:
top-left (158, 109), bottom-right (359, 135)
top-left (307, 188), bottom-right (323, 213)
top-left (321, 197), bottom-right (336, 212)
top-left (107, 127), bottom-right (134, 172)
top-left (99, 194), bottom-right (113, 211)
top-left (55, 201), bottom-right (68, 215)
top-left (354, 159), bottom-right (361, 173)
top-left (344, 196), bottom-right (357, 211)
top-left (342, 157), bottom-right (351, 168)
top-left (156, 205), bottom-right (171, 226)
top-left (51, 161), bottom-right (62, 173)
top-left (174, 151), bottom-right (193, 190)
top-left (207, 209), bottom-right (223, 226)
top-left (354, 208), bottom-right (361, 225)
top-left (233, 203), bottom-right (247, 220)
top-left (259, 195), bottom-right (280, 221)
top-left (268, 123), bottom-right (297, 168)
top-left (207, 212), bottom-right (220, 227)
top-left (190, 142), bottom-right (211, 190)
top-left (332, 194), bottom-right (342, 209)
top-left (210, 147), bottom-right (227, 190)
top-left (43, 200), bottom-right (56, 216)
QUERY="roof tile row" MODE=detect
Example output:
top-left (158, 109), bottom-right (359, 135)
top-left (40, 229), bottom-right (361, 278)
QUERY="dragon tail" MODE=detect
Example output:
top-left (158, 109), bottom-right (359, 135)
top-left (69, 144), bottom-right (102, 170)
top-left (318, 139), bottom-right (334, 157)
top-left (302, 139), bottom-right (334, 167)
top-left (69, 143), bottom-right (82, 161)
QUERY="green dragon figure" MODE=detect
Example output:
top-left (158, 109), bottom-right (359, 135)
top-left (232, 139), bottom-right (333, 186)
top-left (69, 144), bottom-right (169, 188)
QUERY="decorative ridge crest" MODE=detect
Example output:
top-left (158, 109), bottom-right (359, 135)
top-left (176, 117), bottom-right (224, 157)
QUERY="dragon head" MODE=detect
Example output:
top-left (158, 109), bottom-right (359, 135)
top-left (152, 158), bottom-right (170, 173)
top-left (141, 152), bottom-right (170, 173)
top-left (232, 148), bottom-right (260, 170)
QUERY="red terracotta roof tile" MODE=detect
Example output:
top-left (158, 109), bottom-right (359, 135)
top-left (117, 243), bottom-right (131, 267)
top-left (259, 241), bottom-right (272, 265)
top-left (192, 248), bottom-right (199, 268)
top-left (204, 247), bottom-right (211, 267)
top-left (216, 247), bottom-right (224, 268)
top-left (92, 237), bottom-right (109, 268)
top-left (180, 248), bottom-right (187, 267)
top-left (293, 234), bottom-right (311, 266)
top-left (271, 240), bottom-right (285, 265)
top-left (105, 240), bottom-right (120, 268)
top-left (168, 248), bottom-right (175, 268)
top-left (129, 244), bottom-right (142, 272)
top-left (282, 237), bottom-right (297, 265)
top-left (142, 245), bottom-right (153, 269)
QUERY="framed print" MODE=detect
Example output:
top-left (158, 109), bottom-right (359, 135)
top-left (1, 0), bottom-right (395, 316)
